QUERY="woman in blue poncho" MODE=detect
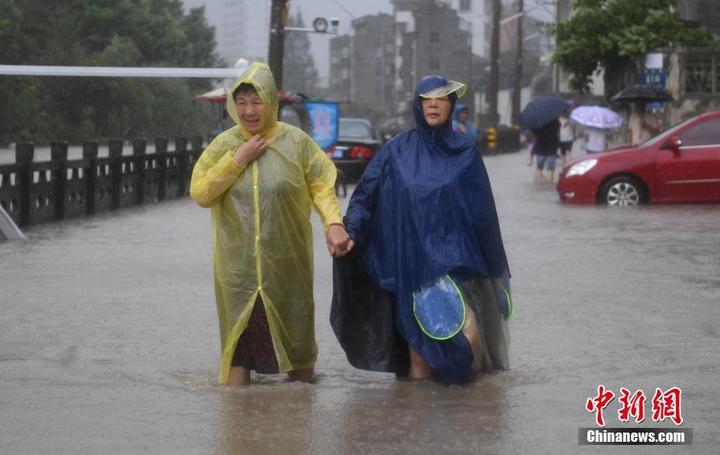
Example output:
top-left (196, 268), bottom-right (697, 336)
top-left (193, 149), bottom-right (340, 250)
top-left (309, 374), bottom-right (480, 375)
top-left (331, 75), bottom-right (512, 384)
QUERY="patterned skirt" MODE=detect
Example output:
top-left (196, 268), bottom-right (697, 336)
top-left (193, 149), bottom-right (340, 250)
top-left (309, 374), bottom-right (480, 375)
top-left (231, 297), bottom-right (280, 374)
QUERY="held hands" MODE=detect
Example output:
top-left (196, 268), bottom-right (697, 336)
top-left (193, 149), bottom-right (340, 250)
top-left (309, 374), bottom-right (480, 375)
top-left (233, 135), bottom-right (266, 164)
top-left (325, 224), bottom-right (355, 257)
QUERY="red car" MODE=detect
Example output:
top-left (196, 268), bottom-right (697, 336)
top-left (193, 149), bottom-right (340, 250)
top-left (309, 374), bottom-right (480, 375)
top-left (557, 111), bottom-right (720, 205)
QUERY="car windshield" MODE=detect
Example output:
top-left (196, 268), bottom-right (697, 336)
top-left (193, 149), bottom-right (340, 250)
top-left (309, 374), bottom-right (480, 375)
top-left (638, 116), bottom-right (698, 147)
top-left (339, 120), bottom-right (373, 139)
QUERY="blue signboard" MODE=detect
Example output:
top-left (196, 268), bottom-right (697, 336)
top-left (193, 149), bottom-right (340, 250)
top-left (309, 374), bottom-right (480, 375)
top-left (640, 68), bottom-right (667, 109)
top-left (640, 68), bottom-right (666, 86)
top-left (304, 101), bottom-right (339, 150)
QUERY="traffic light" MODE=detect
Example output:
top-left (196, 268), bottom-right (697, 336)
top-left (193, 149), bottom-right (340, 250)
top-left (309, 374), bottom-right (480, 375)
top-left (486, 127), bottom-right (497, 149)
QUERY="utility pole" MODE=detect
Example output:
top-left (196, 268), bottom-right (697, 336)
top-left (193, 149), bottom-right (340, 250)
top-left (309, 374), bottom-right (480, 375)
top-left (511, 0), bottom-right (524, 127)
top-left (554, 0), bottom-right (565, 93)
top-left (488, 0), bottom-right (501, 128)
top-left (268, 0), bottom-right (289, 89)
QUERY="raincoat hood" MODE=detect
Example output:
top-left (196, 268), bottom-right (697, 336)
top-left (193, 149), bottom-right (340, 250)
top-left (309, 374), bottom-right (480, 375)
top-left (412, 75), bottom-right (470, 154)
top-left (453, 103), bottom-right (468, 121)
top-left (226, 62), bottom-right (281, 143)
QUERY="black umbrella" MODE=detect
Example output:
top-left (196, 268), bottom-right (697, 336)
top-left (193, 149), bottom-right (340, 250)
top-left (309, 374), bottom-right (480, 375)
top-left (519, 95), bottom-right (571, 131)
top-left (611, 83), bottom-right (673, 103)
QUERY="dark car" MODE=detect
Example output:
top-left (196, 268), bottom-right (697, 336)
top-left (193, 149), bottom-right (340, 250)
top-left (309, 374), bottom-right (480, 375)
top-left (557, 111), bottom-right (720, 206)
top-left (325, 118), bottom-right (381, 182)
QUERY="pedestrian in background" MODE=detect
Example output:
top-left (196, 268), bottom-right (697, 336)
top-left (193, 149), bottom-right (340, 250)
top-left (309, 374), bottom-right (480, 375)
top-left (558, 110), bottom-right (574, 164)
top-left (452, 104), bottom-right (479, 144)
top-left (525, 131), bottom-right (537, 166)
top-left (584, 127), bottom-right (607, 154)
top-left (627, 100), bottom-right (660, 145)
top-left (532, 119), bottom-right (560, 182)
top-left (332, 74), bottom-right (511, 384)
top-left (190, 62), bottom-right (352, 386)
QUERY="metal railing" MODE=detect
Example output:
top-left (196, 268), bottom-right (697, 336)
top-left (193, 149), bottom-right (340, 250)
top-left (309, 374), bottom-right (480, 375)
top-left (0, 137), bottom-right (204, 228)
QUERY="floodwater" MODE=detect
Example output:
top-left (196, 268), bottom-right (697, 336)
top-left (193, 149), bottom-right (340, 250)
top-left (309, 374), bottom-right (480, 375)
top-left (1, 150), bottom-right (718, 454)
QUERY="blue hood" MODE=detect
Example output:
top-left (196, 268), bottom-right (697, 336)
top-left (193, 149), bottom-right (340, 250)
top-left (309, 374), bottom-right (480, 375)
top-left (413, 75), bottom-right (472, 154)
top-left (453, 102), bottom-right (467, 119)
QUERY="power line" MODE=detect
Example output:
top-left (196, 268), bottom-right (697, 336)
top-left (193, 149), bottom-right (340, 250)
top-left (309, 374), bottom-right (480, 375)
top-left (333, 0), bottom-right (356, 19)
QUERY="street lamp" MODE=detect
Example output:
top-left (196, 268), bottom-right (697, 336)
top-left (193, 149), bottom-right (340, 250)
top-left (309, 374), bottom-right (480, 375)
top-left (285, 17), bottom-right (340, 34)
top-left (268, 0), bottom-right (339, 90)
top-left (312, 17), bottom-right (328, 33)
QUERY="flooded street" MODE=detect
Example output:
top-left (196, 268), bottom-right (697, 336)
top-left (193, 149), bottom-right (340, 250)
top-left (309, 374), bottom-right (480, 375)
top-left (1, 150), bottom-right (718, 454)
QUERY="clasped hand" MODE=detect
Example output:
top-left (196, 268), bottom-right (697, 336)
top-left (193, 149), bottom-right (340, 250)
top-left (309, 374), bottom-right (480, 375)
top-left (325, 224), bottom-right (354, 257)
top-left (233, 135), bottom-right (266, 164)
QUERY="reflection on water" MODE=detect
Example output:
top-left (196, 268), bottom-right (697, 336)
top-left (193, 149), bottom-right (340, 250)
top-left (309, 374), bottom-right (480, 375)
top-left (207, 372), bottom-right (510, 455)
top-left (320, 376), bottom-right (509, 455)
top-left (216, 383), bottom-right (316, 455)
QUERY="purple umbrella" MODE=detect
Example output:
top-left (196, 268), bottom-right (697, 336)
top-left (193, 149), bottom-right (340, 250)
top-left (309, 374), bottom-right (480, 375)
top-left (570, 106), bottom-right (624, 130)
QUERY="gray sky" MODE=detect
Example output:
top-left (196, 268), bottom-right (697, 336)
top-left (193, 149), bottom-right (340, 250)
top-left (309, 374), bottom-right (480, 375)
top-left (291, 0), bottom-right (393, 84)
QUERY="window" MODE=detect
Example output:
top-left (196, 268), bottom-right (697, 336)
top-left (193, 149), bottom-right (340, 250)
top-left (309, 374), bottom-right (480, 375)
top-left (339, 120), bottom-right (373, 140)
top-left (430, 31), bottom-right (440, 43)
top-left (679, 118), bottom-right (720, 146)
top-left (430, 58), bottom-right (440, 70)
top-left (460, 0), bottom-right (471, 11)
top-left (685, 56), bottom-right (713, 94)
top-left (684, 53), bottom-right (720, 95)
top-left (279, 106), bottom-right (302, 129)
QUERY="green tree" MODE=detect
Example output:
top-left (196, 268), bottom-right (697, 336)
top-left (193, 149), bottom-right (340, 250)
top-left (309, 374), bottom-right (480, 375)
top-left (552, 0), bottom-right (718, 95)
top-left (0, 0), bottom-right (223, 144)
top-left (282, 10), bottom-right (319, 97)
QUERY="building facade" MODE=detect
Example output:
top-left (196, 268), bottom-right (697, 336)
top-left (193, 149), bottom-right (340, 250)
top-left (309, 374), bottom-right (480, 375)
top-left (329, 35), bottom-right (352, 102)
top-left (449, 0), bottom-right (490, 59)
top-left (329, 1), bottom-right (479, 131)
top-left (393, 0), bottom-right (474, 129)
top-left (349, 14), bottom-right (396, 125)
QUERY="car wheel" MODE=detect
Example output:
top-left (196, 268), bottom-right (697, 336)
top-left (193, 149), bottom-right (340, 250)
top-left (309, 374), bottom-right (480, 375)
top-left (599, 175), bottom-right (646, 206)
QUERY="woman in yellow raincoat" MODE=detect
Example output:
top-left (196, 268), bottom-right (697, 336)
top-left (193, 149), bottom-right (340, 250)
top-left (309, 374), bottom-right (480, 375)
top-left (191, 62), bottom-right (352, 386)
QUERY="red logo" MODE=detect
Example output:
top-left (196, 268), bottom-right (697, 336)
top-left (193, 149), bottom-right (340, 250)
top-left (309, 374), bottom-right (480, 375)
top-left (586, 386), bottom-right (683, 427)
top-left (651, 387), bottom-right (683, 425)
top-left (585, 385), bottom-right (615, 427)
top-left (618, 388), bottom-right (646, 423)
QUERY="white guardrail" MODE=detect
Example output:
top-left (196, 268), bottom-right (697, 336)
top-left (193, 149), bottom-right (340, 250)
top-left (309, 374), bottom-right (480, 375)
top-left (0, 64), bottom-right (246, 78)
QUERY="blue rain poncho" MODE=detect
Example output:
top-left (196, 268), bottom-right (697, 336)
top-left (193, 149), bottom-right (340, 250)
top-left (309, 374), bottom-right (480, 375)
top-left (340, 75), bottom-right (510, 383)
top-left (190, 63), bottom-right (343, 383)
top-left (451, 103), bottom-right (480, 143)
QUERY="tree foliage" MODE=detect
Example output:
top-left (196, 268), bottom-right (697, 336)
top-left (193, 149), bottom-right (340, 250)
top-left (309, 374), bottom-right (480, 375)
top-left (282, 10), bottom-right (319, 97)
top-left (552, 0), bottom-right (719, 93)
top-left (0, 0), bottom-right (224, 144)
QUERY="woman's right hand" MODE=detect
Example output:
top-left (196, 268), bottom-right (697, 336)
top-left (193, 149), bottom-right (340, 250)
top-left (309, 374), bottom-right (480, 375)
top-left (233, 135), bottom-right (267, 164)
top-left (325, 224), bottom-right (355, 257)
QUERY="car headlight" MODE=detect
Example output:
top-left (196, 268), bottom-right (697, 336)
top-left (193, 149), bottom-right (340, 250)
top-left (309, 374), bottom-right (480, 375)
top-left (566, 159), bottom-right (597, 177)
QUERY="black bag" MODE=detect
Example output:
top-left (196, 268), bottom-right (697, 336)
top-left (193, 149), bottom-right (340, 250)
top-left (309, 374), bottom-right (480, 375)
top-left (330, 250), bottom-right (409, 375)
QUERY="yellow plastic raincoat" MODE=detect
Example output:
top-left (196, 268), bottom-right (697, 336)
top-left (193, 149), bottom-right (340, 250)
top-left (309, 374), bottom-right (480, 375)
top-left (190, 62), bottom-right (342, 383)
